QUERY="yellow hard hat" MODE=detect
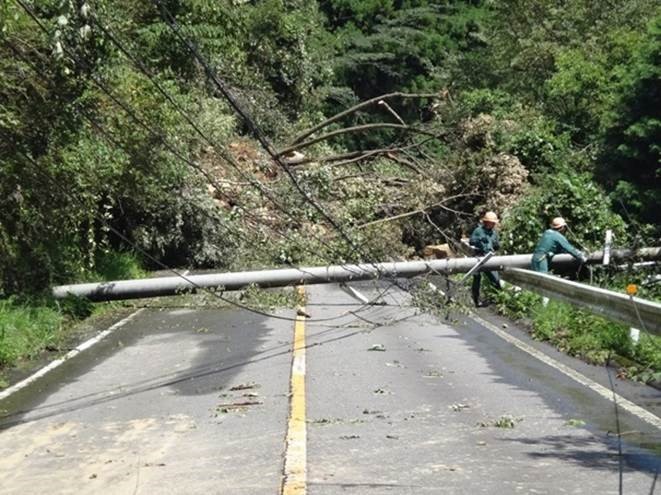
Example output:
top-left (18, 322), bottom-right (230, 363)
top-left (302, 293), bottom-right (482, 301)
top-left (482, 211), bottom-right (499, 223)
top-left (550, 217), bottom-right (567, 229)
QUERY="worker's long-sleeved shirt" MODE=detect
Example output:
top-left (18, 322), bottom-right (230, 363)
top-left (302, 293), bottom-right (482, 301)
top-left (533, 229), bottom-right (582, 259)
top-left (469, 224), bottom-right (500, 255)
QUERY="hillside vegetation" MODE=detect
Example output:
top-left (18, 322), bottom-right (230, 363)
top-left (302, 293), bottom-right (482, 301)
top-left (0, 1), bottom-right (659, 377)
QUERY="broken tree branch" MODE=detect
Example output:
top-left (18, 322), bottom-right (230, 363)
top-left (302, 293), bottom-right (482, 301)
top-left (276, 123), bottom-right (442, 158)
top-left (378, 100), bottom-right (405, 125)
top-left (289, 91), bottom-right (441, 145)
top-left (384, 152), bottom-right (425, 175)
top-left (284, 134), bottom-right (443, 167)
top-left (354, 193), bottom-right (476, 230)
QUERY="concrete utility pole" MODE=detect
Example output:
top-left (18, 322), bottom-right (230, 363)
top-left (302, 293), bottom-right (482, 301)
top-left (52, 248), bottom-right (660, 302)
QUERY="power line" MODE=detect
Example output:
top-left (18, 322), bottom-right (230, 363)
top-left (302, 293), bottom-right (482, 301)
top-left (73, 14), bottom-right (369, 266)
top-left (5, 2), bottom-right (387, 322)
top-left (19, 2), bottom-right (378, 278)
top-left (149, 0), bottom-right (438, 295)
top-left (11, 146), bottom-right (394, 324)
top-left (61, 5), bottom-right (409, 281)
top-left (1, 36), bottom-right (277, 259)
top-left (3, 18), bottom-right (374, 296)
top-left (3, 11), bottom-right (355, 275)
top-left (10, 0), bottom-right (444, 314)
top-left (151, 0), bottom-right (368, 258)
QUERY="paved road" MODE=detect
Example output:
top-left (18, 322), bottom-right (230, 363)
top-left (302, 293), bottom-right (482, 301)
top-left (0, 282), bottom-right (659, 494)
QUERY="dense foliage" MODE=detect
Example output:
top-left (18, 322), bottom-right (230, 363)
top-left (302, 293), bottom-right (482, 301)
top-left (1, 0), bottom-right (659, 299)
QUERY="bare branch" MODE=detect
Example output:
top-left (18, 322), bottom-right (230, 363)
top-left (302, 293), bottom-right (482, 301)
top-left (290, 91), bottom-right (441, 145)
top-left (330, 149), bottom-right (387, 167)
top-left (277, 123), bottom-right (443, 157)
top-left (354, 193), bottom-right (476, 230)
top-left (286, 135), bottom-right (443, 168)
top-left (384, 152), bottom-right (425, 176)
top-left (378, 100), bottom-right (405, 125)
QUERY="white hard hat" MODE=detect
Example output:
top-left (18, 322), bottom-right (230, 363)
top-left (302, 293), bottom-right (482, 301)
top-left (550, 217), bottom-right (567, 229)
top-left (482, 211), bottom-right (499, 223)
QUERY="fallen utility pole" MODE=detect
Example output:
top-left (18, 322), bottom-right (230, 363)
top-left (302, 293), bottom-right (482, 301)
top-left (52, 248), bottom-right (660, 302)
top-left (502, 268), bottom-right (661, 335)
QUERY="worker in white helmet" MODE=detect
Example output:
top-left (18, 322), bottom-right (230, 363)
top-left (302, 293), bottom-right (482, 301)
top-left (469, 211), bottom-right (502, 307)
top-left (531, 217), bottom-right (587, 272)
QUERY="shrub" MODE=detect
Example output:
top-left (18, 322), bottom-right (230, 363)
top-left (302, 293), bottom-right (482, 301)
top-left (500, 170), bottom-right (627, 254)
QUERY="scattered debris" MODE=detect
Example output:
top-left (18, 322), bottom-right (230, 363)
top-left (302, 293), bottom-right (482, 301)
top-left (89, 474), bottom-right (97, 479)
top-left (501, 323), bottom-right (508, 329)
top-left (143, 463), bottom-right (166, 467)
top-left (422, 244), bottom-right (455, 259)
top-left (368, 344), bottom-right (386, 352)
top-left (386, 360), bottom-right (404, 368)
top-left (296, 308), bottom-right (311, 318)
top-left (309, 418), bottom-right (341, 426)
top-left (373, 387), bottom-right (393, 395)
top-left (309, 417), bottom-right (365, 426)
top-left (195, 327), bottom-right (210, 333)
top-left (339, 434), bottom-right (360, 440)
top-left (282, 150), bottom-right (306, 165)
top-left (385, 434), bottom-right (399, 440)
top-left (423, 370), bottom-right (443, 378)
top-left (215, 400), bottom-right (263, 414)
top-left (607, 430), bottom-right (640, 437)
top-left (565, 418), bottom-right (586, 427)
top-left (479, 415), bottom-right (522, 428)
top-left (450, 403), bottom-right (470, 412)
top-left (362, 409), bottom-right (383, 415)
top-left (229, 383), bottom-right (260, 391)
top-left (476, 441), bottom-right (487, 446)
top-left (416, 347), bottom-right (431, 352)
top-left (216, 400), bottom-right (263, 408)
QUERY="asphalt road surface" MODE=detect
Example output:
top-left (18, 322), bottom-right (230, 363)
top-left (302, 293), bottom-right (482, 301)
top-left (0, 282), bottom-right (659, 494)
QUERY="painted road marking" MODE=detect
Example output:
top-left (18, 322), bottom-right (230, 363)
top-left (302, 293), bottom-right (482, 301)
top-left (0, 309), bottom-right (145, 402)
top-left (281, 287), bottom-right (307, 495)
top-left (471, 314), bottom-right (661, 429)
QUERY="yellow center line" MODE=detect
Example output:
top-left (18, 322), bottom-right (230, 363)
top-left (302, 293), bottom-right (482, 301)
top-left (281, 286), bottom-right (307, 495)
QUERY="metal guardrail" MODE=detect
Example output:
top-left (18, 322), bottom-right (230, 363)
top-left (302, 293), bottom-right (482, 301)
top-left (502, 268), bottom-right (661, 335)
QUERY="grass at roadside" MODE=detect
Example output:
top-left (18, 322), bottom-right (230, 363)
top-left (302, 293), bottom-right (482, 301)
top-left (490, 285), bottom-right (661, 384)
top-left (0, 281), bottom-right (302, 390)
top-left (0, 250), bottom-right (146, 389)
top-left (0, 299), bottom-right (64, 385)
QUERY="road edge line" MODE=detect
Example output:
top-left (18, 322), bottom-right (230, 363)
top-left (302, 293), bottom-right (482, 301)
top-left (470, 314), bottom-right (661, 430)
top-left (281, 286), bottom-right (307, 495)
top-left (0, 308), bottom-right (144, 402)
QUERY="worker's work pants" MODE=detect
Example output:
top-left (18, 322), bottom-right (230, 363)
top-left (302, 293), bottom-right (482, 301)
top-left (531, 253), bottom-right (549, 273)
top-left (471, 271), bottom-right (501, 305)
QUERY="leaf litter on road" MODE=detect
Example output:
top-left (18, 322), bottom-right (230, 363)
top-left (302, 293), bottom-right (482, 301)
top-left (423, 370), bottom-right (443, 378)
top-left (479, 415), bottom-right (523, 428)
top-left (229, 382), bottom-right (260, 391)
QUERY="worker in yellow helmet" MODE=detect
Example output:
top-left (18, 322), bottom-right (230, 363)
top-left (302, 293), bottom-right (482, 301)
top-left (469, 211), bottom-right (502, 307)
top-left (531, 217), bottom-right (587, 272)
